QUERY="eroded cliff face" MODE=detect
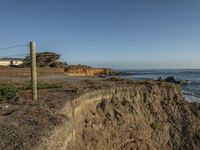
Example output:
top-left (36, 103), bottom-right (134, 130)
top-left (66, 83), bottom-right (200, 150)
top-left (64, 67), bottom-right (113, 76)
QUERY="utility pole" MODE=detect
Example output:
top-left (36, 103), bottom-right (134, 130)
top-left (30, 41), bottom-right (37, 100)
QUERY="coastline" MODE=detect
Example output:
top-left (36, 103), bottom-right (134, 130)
top-left (117, 69), bottom-right (200, 103)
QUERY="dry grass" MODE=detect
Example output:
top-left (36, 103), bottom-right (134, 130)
top-left (0, 67), bottom-right (64, 77)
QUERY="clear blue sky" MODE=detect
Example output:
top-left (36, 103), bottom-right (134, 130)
top-left (0, 0), bottom-right (200, 69)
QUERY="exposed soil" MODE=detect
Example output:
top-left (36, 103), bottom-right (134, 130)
top-left (67, 85), bottom-right (200, 150)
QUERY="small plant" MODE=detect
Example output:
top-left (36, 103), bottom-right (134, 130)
top-left (0, 82), bottom-right (18, 101)
top-left (150, 122), bottom-right (159, 130)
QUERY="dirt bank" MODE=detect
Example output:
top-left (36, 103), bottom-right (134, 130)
top-left (66, 84), bottom-right (200, 150)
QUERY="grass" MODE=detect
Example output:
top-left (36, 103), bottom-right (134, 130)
top-left (20, 81), bottom-right (64, 90)
top-left (0, 82), bottom-right (18, 101)
top-left (0, 80), bottom-right (64, 102)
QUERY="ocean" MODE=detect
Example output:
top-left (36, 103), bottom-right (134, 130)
top-left (118, 69), bottom-right (200, 103)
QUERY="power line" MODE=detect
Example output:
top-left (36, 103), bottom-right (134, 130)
top-left (0, 53), bottom-right (28, 58)
top-left (0, 44), bottom-right (28, 51)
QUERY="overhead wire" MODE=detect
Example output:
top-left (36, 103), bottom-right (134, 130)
top-left (0, 44), bottom-right (28, 51)
top-left (0, 53), bottom-right (28, 58)
top-left (0, 43), bottom-right (29, 59)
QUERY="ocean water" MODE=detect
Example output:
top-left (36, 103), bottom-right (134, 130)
top-left (118, 69), bottom-right (200, 103)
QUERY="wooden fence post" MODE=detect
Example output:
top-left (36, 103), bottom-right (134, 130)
top-left (30, 41), bottom-right (37, 100)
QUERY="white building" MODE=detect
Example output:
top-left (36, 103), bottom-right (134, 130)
top-left (0, 58), bottom-right (24, 66)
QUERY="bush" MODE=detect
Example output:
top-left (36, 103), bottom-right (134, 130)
top-left (0, 82), bottom-right (18, 101)
top-left (150, 122), bottom-right (159, 130)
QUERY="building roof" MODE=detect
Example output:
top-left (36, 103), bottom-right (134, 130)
top-left (0, 58), bottom-right (24, 61)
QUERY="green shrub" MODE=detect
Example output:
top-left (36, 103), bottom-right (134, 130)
top-left (150, 122), bottom-right (159, 130)
top-left (0, 82), bottom-right (18, 101)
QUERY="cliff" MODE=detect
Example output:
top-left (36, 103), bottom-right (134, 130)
top-left (64, 83), bottom-right (200, 150)
top-left (0, 77), bottom-right (199, 150)
top-left (64, 65), bottom-right (113, 76)
top-left (35, 80), bottom-right (200, 150)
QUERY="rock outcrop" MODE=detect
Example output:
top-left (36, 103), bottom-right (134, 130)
top-left (21, 52), bottom-right (66, 67)
top-left (164, 76), bottom-right (190, 85)
top-left (64, 65), bottom-right (113, 76)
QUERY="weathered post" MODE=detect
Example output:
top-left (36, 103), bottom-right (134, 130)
top-left (30, 41), bottom-right (37, 100)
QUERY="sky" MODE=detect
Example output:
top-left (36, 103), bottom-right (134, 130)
top-left (0, 0), bottom-right (200, 69)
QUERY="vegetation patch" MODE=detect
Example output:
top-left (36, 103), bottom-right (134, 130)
top-left (150, 122), bottom-right (159, 130)
top-left (21, 82), bottom-right (64, 90)
top-left (0, 82), bottom-right (18, 101)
